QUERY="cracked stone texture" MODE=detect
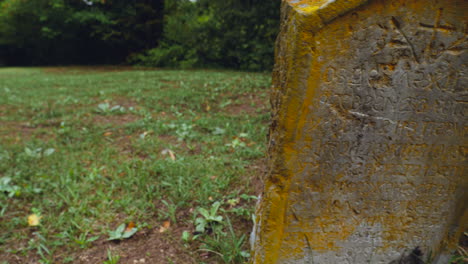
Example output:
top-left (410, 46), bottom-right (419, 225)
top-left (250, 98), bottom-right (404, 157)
top-left (251, 0), bottom-right (467, 263)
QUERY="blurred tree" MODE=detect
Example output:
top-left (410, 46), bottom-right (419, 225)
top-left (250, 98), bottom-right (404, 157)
top-left (0, 0), bottom-right (164, 65)
top-left (134, 0), bottom-right (280, 71)
top-left (205, 0), bottom-right (280, 70)
top-left (0, 0), bottom-right (279, 70)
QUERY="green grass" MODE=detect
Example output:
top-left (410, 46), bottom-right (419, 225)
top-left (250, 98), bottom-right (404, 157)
top-left (0, 67), bottom-right (270, 263)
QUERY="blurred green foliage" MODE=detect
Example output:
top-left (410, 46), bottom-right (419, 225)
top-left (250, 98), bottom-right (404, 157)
top-left (133, 0), bottom-right (280, 71)
top-left (0, 0), bottom-right (279, 71)
top-left (0, 0), bottom-right (164, 65)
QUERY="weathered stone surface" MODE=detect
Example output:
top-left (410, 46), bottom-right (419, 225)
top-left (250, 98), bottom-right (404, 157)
top-left (251, 0), bottom-right (467, 263)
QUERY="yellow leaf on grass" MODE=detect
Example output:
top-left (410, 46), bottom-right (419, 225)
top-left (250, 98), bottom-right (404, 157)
top-left (28, 214), bottom-right (42, 226)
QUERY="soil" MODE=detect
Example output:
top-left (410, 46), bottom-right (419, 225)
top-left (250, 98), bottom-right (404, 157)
top-left (246, 157), bottom-right (268, 196)
top-left (0, 120), bottom-right (53, 142)
top-left (0, 223), bottom-right (197, 264)
top-left (91, 114), bottom-right (140, 127)
top-left (73, 225), bottom-right (196, 264)
top-left (225, 92), bottom-right (269, 116)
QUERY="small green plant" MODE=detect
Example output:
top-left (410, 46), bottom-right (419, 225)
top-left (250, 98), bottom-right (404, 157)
top-left (166, 123), bottom-right (196, 141)
top-left (181, 230), bottom-right (191, 244)
top-left (199, 216), bottom-right (250, 264)
top-left (95, 103), bottom-right (126, 115)
top-left (27, 232), bottom-right (51, 263)
top-left (103, 249), bottom-right (121, 264)
top-left (0, 150), bottom-right (10, 161)
top-left (224, 194), bottom-right (258, 219)
top-left (226, 133), bottom-right (249, 149)
top-left (161, 200), bottom-right (179, 224)
top-left (0, 177), bottom-right (20, 197)
top-left (188, 199), bottom-right (255, 263)
top-left (73, 231), bottom-right (99, 249)
top-left (24, 147), bottom-right (55, 159)
top-left (107, 223), bottom-right (138, 241)
top-left (195, 201), bottom-right (224, 235)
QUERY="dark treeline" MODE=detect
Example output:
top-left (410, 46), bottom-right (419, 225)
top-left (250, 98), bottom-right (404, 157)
top-left (0, 0), bottom-right (165, 65)
top-left (0, 0), bottom-right (280, 71)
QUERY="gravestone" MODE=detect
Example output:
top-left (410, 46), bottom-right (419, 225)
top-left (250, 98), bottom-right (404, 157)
top-left (251, 0), bottom-right (467, 263)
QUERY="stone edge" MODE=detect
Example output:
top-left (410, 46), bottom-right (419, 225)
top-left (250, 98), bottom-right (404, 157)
top-left (288, 0), bottom-right (370, 32)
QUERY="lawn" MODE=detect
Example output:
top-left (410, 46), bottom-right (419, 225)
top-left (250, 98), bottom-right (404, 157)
top-left (0, 67), bottom-right (271, 264)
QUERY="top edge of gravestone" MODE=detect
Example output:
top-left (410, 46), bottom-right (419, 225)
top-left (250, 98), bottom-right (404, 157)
top-left (286, 0), bottom-right (369, 27)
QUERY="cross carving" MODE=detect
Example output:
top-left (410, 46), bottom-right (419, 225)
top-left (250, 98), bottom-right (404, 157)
top-left (419, 8), bottom-right (456, 33)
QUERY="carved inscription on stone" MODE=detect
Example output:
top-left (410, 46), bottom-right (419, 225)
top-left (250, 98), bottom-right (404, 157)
top-left (286, 5), bottom-right (467, 263)
top-left (252, 1), bottom-right (467, 264)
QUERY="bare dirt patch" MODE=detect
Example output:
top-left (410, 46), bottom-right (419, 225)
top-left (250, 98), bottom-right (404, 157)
top-left (0, 105), bottom-right (8, 117)
top-left (91, 114), bottom-right (140, 127)
top-left (74, 226), bottom-right (195, 264)
top-left (0, 105), bottom-right (21, 119)
top-left (225, 92), bottom-right (268, 116)
top-left (0, 120), bottom-right (51, 142)
top-left (0, 224), bottom-right (196, 264)
top-left (246, 157), bottom-right (268, 196)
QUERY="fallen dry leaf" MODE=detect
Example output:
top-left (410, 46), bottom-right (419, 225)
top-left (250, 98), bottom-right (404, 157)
top-left (104, 131), bottom-right (113, 137)
top-left (200, 252), bottom-right (210, 258)
top-left (168, 151), bottom-right (176, 161)
top-left (159, 221), bottom-right (171, 233)
top-left (125, 221), bottom-right (135, 232)
top-left (161, 149), bottom-right (176, 161)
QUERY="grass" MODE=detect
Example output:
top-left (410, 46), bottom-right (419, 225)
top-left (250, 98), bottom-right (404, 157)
top-left (0, 66), bottom-right (270, 263)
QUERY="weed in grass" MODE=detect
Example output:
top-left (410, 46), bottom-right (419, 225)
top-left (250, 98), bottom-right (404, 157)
top-left (197, 213), bottom-right (250, 264)
top-left (107, 223), bottom-right (138, 241)
top-left (27, 232), bottom-right (51, 263)
top-left (160, 199), bottom-right (180, 224)
top-left (95, 102), bottom-right (129, 115)
top-left (73, 231), bottom-right (100, 249)
top-left (0, 177), bottom-right (20, 197)
top-left (223, 194), bottom-right (258, 219)
top-left (103, 249), bottom-right (121, 264)
top-left (183, 200), bottom-right (254, 263)
top-left (195, 201), bottom-right (224, 235)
